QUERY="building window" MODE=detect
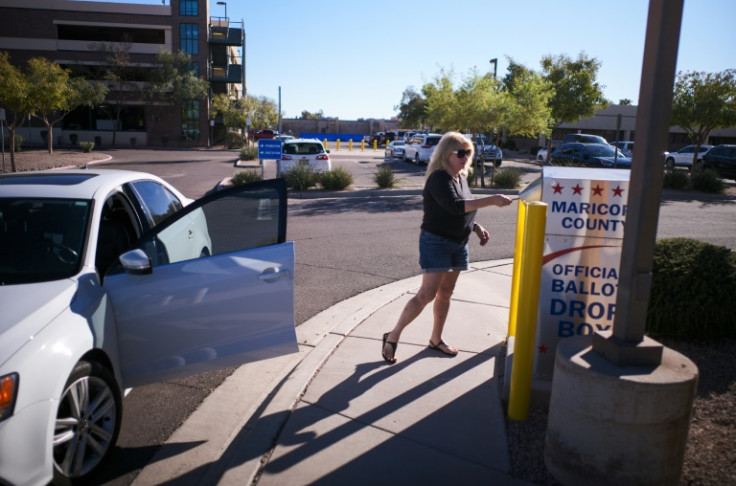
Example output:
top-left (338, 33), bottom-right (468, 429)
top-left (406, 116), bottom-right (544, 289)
top-left (180, 0), bottom-right (198, 16)
top-left (182, 100), bottom-right (200, 140)
top-left (180, 24), bottom-right (198, 55)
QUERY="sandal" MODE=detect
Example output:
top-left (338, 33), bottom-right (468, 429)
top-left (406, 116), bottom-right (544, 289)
top-left (382, 332), bottom-right (397, 363)
top-left (428, 339), bottom-right (458, 356)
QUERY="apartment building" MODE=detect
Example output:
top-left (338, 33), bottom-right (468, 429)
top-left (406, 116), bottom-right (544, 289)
top-left (0, 0), bottom-right (244, 147)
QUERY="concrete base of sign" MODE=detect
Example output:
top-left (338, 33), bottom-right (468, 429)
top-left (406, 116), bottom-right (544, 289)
top-left (544, 335), bottom-right (698, 486)
top-left (592, 332), bottom-right (664, 366)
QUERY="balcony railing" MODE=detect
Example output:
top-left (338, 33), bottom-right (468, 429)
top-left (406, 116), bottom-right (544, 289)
top-left (210, 64), bottom-right (243, 84)
top-left (209, 16), bottom-right (243, 46)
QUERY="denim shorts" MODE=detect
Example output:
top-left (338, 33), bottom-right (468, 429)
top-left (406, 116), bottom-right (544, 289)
top-left (419, 230), bottom-right (469, 273)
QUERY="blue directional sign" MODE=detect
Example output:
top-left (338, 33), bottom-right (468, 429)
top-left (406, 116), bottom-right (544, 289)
top-left (258, 139), bottom-right (282, 160)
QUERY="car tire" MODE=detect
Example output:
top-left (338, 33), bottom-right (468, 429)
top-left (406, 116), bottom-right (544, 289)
top-left (494, 159), bottom-right (502, 168)
top-left (415, 153), bottom-right (420, 165)
top-left (53, 360), bottom-right (122, 486)
top-left (665, 157), bottom-right (675, 170)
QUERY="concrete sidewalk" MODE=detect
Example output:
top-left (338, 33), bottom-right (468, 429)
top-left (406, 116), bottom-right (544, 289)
top-left (132, 259), bottom-right (532, 485)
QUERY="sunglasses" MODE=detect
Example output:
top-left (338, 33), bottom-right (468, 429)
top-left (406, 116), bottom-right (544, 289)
top-left (453, 149), bottom-right (472, 158)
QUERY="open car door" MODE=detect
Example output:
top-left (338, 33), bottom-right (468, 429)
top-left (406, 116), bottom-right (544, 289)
top-left (104, 179), bottom-right (297, 388)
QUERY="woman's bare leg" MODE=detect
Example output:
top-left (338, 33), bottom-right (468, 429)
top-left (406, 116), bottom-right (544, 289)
top-left (383, 272), bottom-right (445, 359)
top-left (429, 271), bottom-right (461, 354)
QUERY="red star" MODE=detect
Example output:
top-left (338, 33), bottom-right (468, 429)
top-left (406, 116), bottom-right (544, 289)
top-left (613, 185), bottom-right (625, 197)
top-left (552, 183), bottom-right (564, 194)
top-left (592, 184), bottom-right (604, 196)
top-left (572, 184), bottom-right (583, 195)
top-left (538, 345), bottom-right (549, 353)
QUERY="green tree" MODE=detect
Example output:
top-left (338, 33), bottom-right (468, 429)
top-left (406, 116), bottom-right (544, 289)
top-left (619, 98), bottom-right (633, 105)
top-left (26, 58), bottom-right (107, 153)
top-left (671, 69), bottom-right (736, 170)
top-left (146, 50), bottom-right (209, 141)
top-left (92, 41), bottom-right (138, 146)
top-left (0, 51), bottom-right (33, 172)
top-left (502, 60), bottom-right (553, 141)
top-left (300, 109), bottom-right (324, 119)
top-left (396, 87), bottom-right (427, 128)
top-left (423, 68), bottom-right (460, 132)
top-left (541, 53), bottom-right (609, 157)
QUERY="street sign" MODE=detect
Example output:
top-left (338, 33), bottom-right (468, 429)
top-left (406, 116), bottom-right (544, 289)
top-left (258, 139), bottom-right (282, 160)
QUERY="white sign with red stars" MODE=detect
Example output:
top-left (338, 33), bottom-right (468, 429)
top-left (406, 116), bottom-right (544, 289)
top-left (525, 167), bottom-right (630, 379)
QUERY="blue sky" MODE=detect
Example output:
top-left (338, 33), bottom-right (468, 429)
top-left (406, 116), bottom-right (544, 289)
top-left (85, 0), bottom-right (735, 120)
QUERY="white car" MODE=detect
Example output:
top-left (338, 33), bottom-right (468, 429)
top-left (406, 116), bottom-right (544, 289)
top-left (664, 145), bottom-right (714, 169)
top-left (403, 133), bottom-right (442, 165)
top-left (612, 141), bottom-right (635, 158)
top-left (279, 138), bottom-right (331, 174)
top-left (384, 140), bottom-right (406, 159)
top-left (0, 170), bottom-right (297, 486)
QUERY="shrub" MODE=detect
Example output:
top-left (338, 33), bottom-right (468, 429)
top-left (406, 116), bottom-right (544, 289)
top-left (230, 169), bottom-right (261, 185)
top-left (647, 238), bottom-right (736, 340)
top-left (284, 162), bottom-right (319, 191)
top-left (530, 145), bottom-right (543, 155)
top-left (79, 141), bottom-right (94, 153)
top-left (690, 169), bottom-right (725, 194)
top-left (466, 167), bottom-right (477, 186)
top-left (320, 167), bottom-right (353, 190)
top-left (501, 139), bottom-right (518, 151)
top-left (239, 145), bottom-right (258, 161)
top-left (14, 134), bottom-right (23, 152)
top-left (226, 131), bottom-right (245, 149)
top-left (662, 169), bottom-right (689, 190)
top-left (374, 165), bottom-right (397, 188)
top-left (492, 168), bottom-right (522, 189)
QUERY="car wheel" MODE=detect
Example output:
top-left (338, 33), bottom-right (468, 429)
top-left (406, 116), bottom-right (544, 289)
top-left (53, 360), bottom-right (122, 486)
top-left (494, 159), bottom-right (502, 168)
top-left (415, 153), bottom-right (420, 165)
top-left (665, 157), bottom-right (675, 170)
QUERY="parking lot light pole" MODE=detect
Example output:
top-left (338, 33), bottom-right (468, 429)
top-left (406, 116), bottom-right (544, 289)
top-left (489, 58), bottom-right (497, 79)
top-left (216, 1), bottom-right (227, 19)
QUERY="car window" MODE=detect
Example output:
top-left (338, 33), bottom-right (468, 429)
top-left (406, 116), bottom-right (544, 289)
top-left (137, 179), bottom-right (287, 268)
top-left (427, 137), bottom-right (441, 146)
top-left (682, 147), bottom-right (694, 154)
top-left (283, 142), bottom-right (324, 155)
top-left (0, 198), bottom-right (91, 284)
top-left (128, 181), bottom-right (184, 228)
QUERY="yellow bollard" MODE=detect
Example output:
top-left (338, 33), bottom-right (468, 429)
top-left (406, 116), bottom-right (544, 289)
top-left (323, 139), bottom-right (328, 151)
top-left (508, 201), bottom-right (547, 421)
top-left (361, 140), bottom-right (365, 151)
top-left (336, 139), bottom-right (341, 150)
top-left (349, 139), bottom-right (353, 151)
top-left (373, 140), bottom-right (377, 151)
top-left (507, 200), bottom-right (527, 337)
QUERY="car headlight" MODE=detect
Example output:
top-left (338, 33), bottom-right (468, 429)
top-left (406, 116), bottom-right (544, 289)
top-left (0, 373), bottom-right (19, 422)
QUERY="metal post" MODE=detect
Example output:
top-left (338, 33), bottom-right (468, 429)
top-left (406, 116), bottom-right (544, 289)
top-left (592, 0), bottom-right (684, 365)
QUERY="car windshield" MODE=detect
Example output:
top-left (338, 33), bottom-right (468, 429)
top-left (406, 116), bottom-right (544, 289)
top-left (0, 198), bottom-right (91, 285)
top-left (283, 142), bottom-right (324, 155)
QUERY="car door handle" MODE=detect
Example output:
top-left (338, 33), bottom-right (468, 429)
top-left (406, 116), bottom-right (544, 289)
top-left (259, 267), bottom-right (291, 283)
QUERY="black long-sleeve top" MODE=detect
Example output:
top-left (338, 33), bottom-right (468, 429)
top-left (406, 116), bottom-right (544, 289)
top-left (421, 170), bottom-right (477, 243)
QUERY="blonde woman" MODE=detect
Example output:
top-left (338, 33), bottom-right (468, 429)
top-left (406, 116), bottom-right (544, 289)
top-left (382, 131), bottom-right (513, 363)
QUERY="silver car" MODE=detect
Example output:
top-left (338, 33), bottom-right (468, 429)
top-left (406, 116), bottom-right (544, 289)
top-left (0, 170), bottom-right (297, 486)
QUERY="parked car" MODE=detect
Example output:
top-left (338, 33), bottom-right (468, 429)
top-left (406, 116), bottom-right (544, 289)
top-left (562, 133), bottom-right (609, 145)
top-left (464, 134), bottom-right (503, 167)
top-left (403, 133), bottom-right (442, 165)
top-left (251, 129), bottom-right (280, 140)
top-left (549, 142), bottom-right (631, 168)
top-left (701, 144), bottom-right (736, 181)
top-left (280, 138), bottom-right (331, 173)
top-left (274, 134), bottom-right (295, 143)
top-left (664, 145), bottom-right (713, 169)
top-left (536, 140), bottom-right (562, 162)
top-left (385, 140), bottom-right (406, 159)
top-left (612, 141), bottom-right (635, 158)
top-left (0, 170), bottom-right (297, 486)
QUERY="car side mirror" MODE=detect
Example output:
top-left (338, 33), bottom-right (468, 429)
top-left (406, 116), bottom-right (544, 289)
top-left (119, 249), bottom-right (152, 275)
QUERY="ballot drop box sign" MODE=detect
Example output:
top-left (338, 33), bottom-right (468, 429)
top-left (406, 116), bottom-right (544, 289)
top-left (521, 167), bottom-right (630, 379)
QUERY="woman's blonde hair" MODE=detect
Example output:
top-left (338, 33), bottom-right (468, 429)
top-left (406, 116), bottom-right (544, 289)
top-left (425, 131), bottom-right (474, 180)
